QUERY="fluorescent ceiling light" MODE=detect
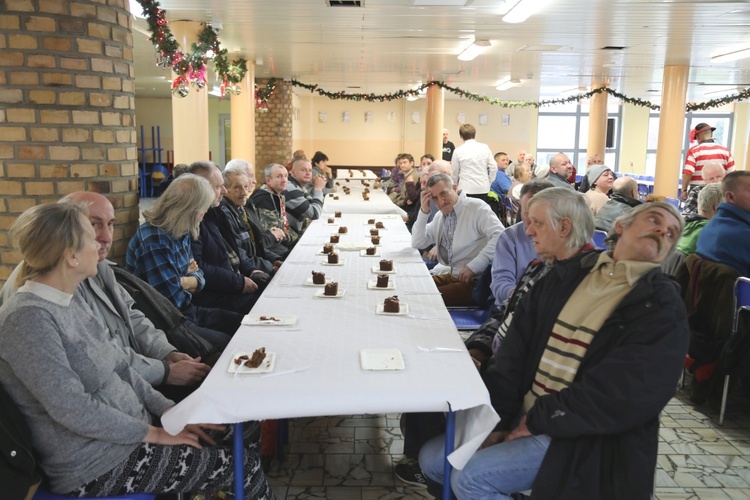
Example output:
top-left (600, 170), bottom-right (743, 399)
top-left (503, 0), bottom-right (554, 24)
top-left (128, 0), bottom-right (146, 18)
top-left (711, 47), bottom-right (750, 63)
top-left (496, 79), bottom-right (521, 91)
top-left (561, 86), bottom-right (588, 95)
top-left (458, 40), bottom-right (491, 61)
top-left (703, 86), bottom-right (744, 96)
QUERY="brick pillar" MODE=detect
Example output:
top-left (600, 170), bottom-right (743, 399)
top-left (255, 79), bottom-right (292, 178)
top-left (0, 0), bottom-right (138, 284)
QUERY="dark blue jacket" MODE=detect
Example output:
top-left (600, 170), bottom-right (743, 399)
top-left (697, 202), bottom-right (750, 277)
top-left (191, 206), bottom-right (261, 294)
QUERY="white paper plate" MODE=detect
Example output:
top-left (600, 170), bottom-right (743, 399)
top-left (376, 303), bottom-right (408, 315)
top-left (316, 250), bottom-right (336, 256)
top-left (305, 277), bottom-right (331, 286)
top-left (360, 349), bottom-right (404, 371)
top-left (242, 315), bottom-right (297, 326)
top-left (228, 351), bottom-right (276, 374)
top-left (314, 289), bottom-right (346, 298)
top-left (360, 249), bottom-right (382, 257)
top-left (322, 259), bottom-right (346, 266)
top-left (371, 265), bottom-right (396, 274)
top-left (367, 279), bottom-right (395, 290)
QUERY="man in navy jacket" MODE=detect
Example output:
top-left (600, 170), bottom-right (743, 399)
top-left (188, 161), bottom-right (269, 315)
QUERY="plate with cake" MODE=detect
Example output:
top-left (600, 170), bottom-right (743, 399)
top-left (360, 349), bottom-right (405, 371)
top-left (314, 282), bottom-right (344, 298)
top-left (376, 296), bottom-right (408, 315)
top-left (242, 315), bottom-right (297, 326)
top-left (371, 260), bottom-right (396, 274)
top-left (367, 275), bottom-right (395, 290)
top-left (305, 271), bottom-right (331, 286)
top-left (228, 348), bottom-right (276, 374)
top-left (360, 248), bottom-right (381, 257)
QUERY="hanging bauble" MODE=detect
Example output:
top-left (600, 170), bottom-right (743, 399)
top-left (230, 85), bottom-right (241, 96)
top-left (172, 84), bottom-right (189, 97)
top-left (192, 79), bottom-right (206, 89)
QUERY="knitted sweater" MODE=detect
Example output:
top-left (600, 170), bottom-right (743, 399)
top-left (0, 282), bottom-right (173, 493)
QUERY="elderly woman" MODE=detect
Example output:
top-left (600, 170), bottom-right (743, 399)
top-left (583, 164), bottom-right (615, 215)
top-left (0, 201), bottom-right (273, 498)
top-left (127, 174), bottom-right (238, 344)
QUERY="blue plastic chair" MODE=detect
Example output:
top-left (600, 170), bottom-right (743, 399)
top-left (719, 277), bottom-right (750, 425)
top-left (665, 197), bottom-right (680, 209)
top-left (449, 308), bottom-right (491, 331)
top-left (637, 183), bottom-right (649, 200)
top-left (150, 164), bottom-right (170, 197)
top-left (34, 490), bottom-right (155, 500)
top-left (592, 230), bottom-right (608, 250)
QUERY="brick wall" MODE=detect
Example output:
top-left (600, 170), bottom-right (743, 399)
top-left (255, 79), bottom-right (292, 177)
top-left (0, 0), bottom-right (138, 284)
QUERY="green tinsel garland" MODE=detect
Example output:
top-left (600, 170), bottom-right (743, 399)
top-left (291, 80), bottom-right (749, 112)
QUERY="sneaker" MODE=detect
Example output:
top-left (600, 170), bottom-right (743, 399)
top-left (394, 459), bottom-right (428, 487)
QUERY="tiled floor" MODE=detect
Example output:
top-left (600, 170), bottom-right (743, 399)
top-left (265, 385), bottom-right (750, 500)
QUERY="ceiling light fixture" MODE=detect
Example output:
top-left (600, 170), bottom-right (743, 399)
top-left (711, 47), bottom-right (750, 63)
top-left (496, 79), bottom-right (520, 91)
top-left (458, 40), bottom-right (491, 61)
top-left (703, 86), bottom-right (744, 96)
top-left (503, 0), bottom-right (554, 24)
top-left (560, 86), bottom-right (588, 95)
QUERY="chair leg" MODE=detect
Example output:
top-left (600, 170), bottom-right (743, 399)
top-left (719, 374), bottom-right (730, 426)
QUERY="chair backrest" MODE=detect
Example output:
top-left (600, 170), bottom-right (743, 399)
top-left (666, 197), bottom-right (680, 209)
top-left (592, 230), bottom-right (608, 250)
top-left (736, 277), bottom-right (750, 310)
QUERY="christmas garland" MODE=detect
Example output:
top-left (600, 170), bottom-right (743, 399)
top-left (291, 80), bottom-right (749, 112)
top-left (254, 78), bottom-right (278, 113)
top-left (134, 0), bottom-right (247, 98)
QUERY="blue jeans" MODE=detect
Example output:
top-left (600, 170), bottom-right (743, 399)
top-left (418, 432), bottom-right (551, 499)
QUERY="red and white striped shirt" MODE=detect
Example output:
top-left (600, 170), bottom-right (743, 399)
top-left (683, 140), bottom-right (735, 186)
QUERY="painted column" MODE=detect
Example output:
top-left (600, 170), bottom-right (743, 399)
top-left (586, 84), bottom-right (608, 168)
top-left (654, 66), bottom-right (688, 198)
top-left (230, 61), bottom-right (256, 167)
top-left (171, 21), bottom-right (209, 165)
top-left (425, 85), bottom-right (445, 161)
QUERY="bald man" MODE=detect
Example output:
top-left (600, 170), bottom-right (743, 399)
top-left (594, 176), bottom-right (642, 232)
top-left (0, 192), bottom-right (212, 390)
top-left (682, 161), bottom-right (726, 216)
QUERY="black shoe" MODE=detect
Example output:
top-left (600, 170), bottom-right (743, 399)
top-left (394, 460), bottom-right (428, 487)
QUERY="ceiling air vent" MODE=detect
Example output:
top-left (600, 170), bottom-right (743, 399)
top-left (601, 46), bottom-right (626, 51)
top-left (326, 0), bottom-right (363, 6)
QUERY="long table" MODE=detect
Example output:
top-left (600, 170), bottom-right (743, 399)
top-left (162, 208), bottom-right (498, 500)
top-left (335, 168), bottom-right (379, 180)
top-left (322, 182), bottom-right (408, 217)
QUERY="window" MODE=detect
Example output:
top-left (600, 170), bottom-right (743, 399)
top-left (536, 102), bottom-right (622, 175)
top-left (645, 112), bottom-right (733, 178)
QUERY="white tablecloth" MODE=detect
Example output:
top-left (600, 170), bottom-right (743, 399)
top-left (322, 184), bottom-right (408, 217)
top-left (335, 168), bottom-right (378, 180)
top-left (162, 213), bottom-right (499, 469)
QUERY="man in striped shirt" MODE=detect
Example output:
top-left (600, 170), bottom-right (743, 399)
top-left (682, 122), bottom-right (735, 201)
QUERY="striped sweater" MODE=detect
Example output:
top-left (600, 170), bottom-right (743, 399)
top-left (523, 252), bottom-right (658, 412)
